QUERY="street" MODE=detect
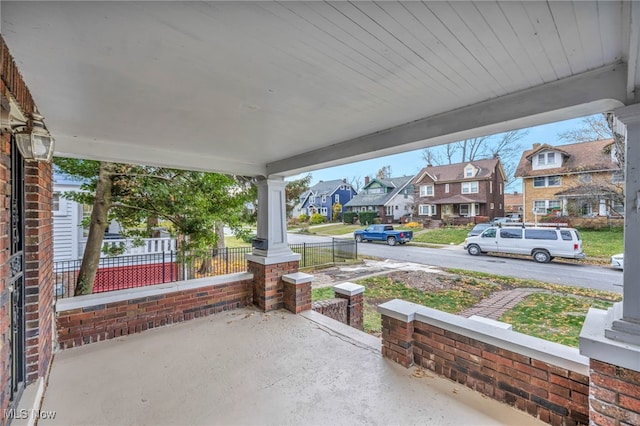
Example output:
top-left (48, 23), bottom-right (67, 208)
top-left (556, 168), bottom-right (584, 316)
top-left (287, 233), bottom-right (623, 293)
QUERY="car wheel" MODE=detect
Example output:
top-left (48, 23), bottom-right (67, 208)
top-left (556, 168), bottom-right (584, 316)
top-left (387, 236), bottom-right (397, 246)
top-left (533, 249), bottom-right (551, 263)
top-left (467, 244), bottom-right (481, 256)
top-left (355, 234), bottom-right (363, 243)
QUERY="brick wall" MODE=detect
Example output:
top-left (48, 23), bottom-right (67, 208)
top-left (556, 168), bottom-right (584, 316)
top-left (247, 260), bottom-right (298, 312)
top-left (24, 161), bottom-right (53, 383)
top-left (312, 299), bottom-right (347, 323)
top-left (56, 274), bottom-right (253, 349)
top-left (283, 280), bottom-right (311, 314)
top-left (336, 291), bottom-right (363, 330)
top-left (411, 321), bottom-right (589, 425)
top-left (589, 359), bottom-right (640, 426)
top-left (379, 301), bottom-right (590, 426)
top-left (1, 34), bottom-right (53, 418)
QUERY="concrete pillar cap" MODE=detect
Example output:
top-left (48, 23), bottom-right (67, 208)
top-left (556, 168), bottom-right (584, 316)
top-left (333, 282), bottom-right (365, 296)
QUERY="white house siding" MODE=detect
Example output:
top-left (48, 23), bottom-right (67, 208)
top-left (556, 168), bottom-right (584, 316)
top-left (387, 192), bottom-right (414, 220)
top-left (53, 183), bottom-right (82, 261)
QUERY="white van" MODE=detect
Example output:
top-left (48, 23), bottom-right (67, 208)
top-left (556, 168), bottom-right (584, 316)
top-left (463, 224), bottom-right (585, 263)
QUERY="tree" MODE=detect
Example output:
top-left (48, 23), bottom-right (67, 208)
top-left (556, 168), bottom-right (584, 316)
top-left (55, 158), bottom-right (253, 295)
top-left (420, 130), bottom-right (528, 187)
top-left (285, 174), bottom-right (311, 216)
top-left (557, 113), bottom-right (625, 215)
top-left (376, 165), bottom-right (392, 179)
top-left (348, 176), bottom-right (364, 192)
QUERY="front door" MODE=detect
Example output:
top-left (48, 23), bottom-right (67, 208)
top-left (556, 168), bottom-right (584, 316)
top-left (9, 137), bottom-right (26, 405)
top-left (441, 204), bottom-right (453, 217)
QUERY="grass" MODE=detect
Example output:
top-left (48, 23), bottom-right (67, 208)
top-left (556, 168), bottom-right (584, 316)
top-left (223, 235), bottom-right (251, 248)
top-left (310, 224), bottom-right (361, 235)
top-left (311, 268), bottom-right (622, 345)
top-left (412, 227), bottom-right (469, 245)
top-left (500, 293), bottom-right (614, 347)
top-left (578, 228), bottom-right (623, 258)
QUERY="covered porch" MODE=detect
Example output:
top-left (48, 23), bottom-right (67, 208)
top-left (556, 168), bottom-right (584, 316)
top-left (40, 307), bottom-right (541, 426)
top-left (2, 2), bottom-right (640, 425)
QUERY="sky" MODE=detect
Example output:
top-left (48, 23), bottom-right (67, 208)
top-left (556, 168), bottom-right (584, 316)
top-left (289, 115), bottom-right (595, 194)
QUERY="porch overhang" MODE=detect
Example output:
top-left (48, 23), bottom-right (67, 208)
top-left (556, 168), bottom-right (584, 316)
top-left (1, 1), bottom-right (638, 177)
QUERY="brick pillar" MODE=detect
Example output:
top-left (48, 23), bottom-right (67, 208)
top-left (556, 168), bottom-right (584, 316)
top-left (378, 299), bottom-right (421, 368)
top-left (282, 272), bottom-right (313, 314)
top-left (589, 359), bottom-right (640, 425)
top-left (334, 282), bottom-right (365, 330)
top-left (247, 259), bottom-right (299, 312)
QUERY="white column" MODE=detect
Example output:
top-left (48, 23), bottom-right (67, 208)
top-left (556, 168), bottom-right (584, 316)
top-left (580, 104), bottom-right (640, 371)
top-left (247, 176), bottom-right (300, 263)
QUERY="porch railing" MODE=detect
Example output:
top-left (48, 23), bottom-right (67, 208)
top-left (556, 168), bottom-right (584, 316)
top-left (54, 239), bottom-right (356, 299)
top-left (78, 237), bottom-right (176, 258)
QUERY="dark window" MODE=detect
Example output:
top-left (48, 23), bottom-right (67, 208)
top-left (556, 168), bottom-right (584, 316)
top-left (384, 226), bottom-right (393, 231)
top-left (560, 230), bottom-right (573, 241)
top-left (500, 229), bottom-right (522, 239)
top-left (525, 229), bottom-right (558, 240)
top-left (482, 228), bottom-right (496, 238)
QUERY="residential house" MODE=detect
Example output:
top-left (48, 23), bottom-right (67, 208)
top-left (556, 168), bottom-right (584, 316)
top-left (412, 158), bottom-right (506, 224)
top-left (504, 192), bottom-right (524, 216)
top-left (299, 179), bottom-right (357, 221)
top-left (53, 171), bottom-right (174, 261)
top-left (514, 139), bottom-right (622, 222)
top-left (343, 175), bottom-right (414, 223)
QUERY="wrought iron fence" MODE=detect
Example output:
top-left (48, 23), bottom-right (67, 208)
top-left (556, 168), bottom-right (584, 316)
top-left (54, 239), bottom-right (356, 299)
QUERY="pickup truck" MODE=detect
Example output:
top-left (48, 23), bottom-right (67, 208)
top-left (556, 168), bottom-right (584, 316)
top-left (353, 225), bottom-right (413, 246)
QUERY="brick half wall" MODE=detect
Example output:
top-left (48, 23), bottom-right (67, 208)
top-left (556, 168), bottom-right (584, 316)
top-left (379, 300), bottom-right (590, 425)
top-left (312, 299), bottom-right (348, 323)
top-left (56, 272), bottom-right (253, 349)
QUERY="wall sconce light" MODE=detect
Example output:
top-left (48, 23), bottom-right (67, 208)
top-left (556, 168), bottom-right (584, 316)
top-left (14, 113), bottom-right (55, 162)
top-left (1, 96), bottom-right (55, 162)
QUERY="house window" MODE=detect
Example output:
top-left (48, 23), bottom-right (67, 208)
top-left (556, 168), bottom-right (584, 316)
top-left (335, 194), bottom-right (339, 203)
top-left (445, 183), bottom-right (449, 193)
top-left (490, 181), bottom-right (493, 194)
top-left (461, 181), bottom-right (478, 194)
top-left (459, 204), bottom-right (469, 216)
top-left (499, 183), bottom-right (503, 195)
top-left (490, 203), bottom-right (494, 210)
top-left (533, 176), bottom-right (561, 187)
top-left (320, 207), bottom-right (328, 215)
top-left (53, 193), bottom-right (60, 212)
top-left (464, 166), bottom-right (475, 177)
top-left (612, 170), bottom-right (624, 183)
top-left (499, 203), bottom-right (502, 209)
top-left (419, 185), bottom-right (434, 197)
top-left (533, 200), bottom-right (561, 214)
top-left (418, 204), bottom-right (435, 216)
top-left (537, 152), bottom-right (557, 166)
top-left (581, 203), bottom-right (593, 216)
top-left (385, 206), bottom-right (393, 215)
top-left (547, 152), bottom-right (556, 164)
top-left (321, 195), bottom-right (326, 203)
top-left (578, 174), bottom-right (592, 183)
top-left (537, 153), bottom-right (546, 165)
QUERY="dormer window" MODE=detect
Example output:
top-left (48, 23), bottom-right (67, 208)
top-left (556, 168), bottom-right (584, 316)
top-left (533, 151), bottom-right (561, 170)
top-left (464, 165), bottom-right (476, 178)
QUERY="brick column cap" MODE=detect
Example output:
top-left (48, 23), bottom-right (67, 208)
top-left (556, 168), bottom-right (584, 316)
top-left (246, 253), bottom-right (301, 265)
top-left (333, 282), bottom-right (365, 296)
top-left (377, 299), bottom-right (421, 322)
top-left (282, 272), bottom-right (314, 285)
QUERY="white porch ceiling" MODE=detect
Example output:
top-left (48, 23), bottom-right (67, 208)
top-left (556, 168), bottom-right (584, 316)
top-left (2, 1), bottom-right (639, 177)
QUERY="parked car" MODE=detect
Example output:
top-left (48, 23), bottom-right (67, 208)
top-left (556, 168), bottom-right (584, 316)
top-left (467, 223), bottom-right (492, 237)
top-left (463, 224), bottom-right (585, 263)
top-left (611, 253), bottom-right (624, 270)
top-left (506, 214), bottom-right (522, 222)
top-left (490, 217), bottom-right (512, 225)
top-left (354, 225), bottom-right (413, 246)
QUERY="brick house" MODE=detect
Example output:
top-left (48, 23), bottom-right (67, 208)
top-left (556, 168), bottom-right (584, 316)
top-left (412, 158), bottom-right (506, 223)
top-left (514, 140), bottom-right (622, 223)
top-left (343, 175), bottom-right (414, 223)
top-left (504, 192), bottom-right (524, 216)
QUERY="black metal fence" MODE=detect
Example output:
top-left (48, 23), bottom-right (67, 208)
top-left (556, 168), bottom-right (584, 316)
top-left (54, 239), bottom-right (357, 299)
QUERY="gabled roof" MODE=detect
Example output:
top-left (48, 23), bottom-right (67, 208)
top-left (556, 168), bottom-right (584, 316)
top-left (515, 139), bottom-right (616, 178)
top-left (412, 158), bottom-right (502, 185)
top-left (344, 176), bottom-right (413, 207)
top-left (300, 179), bottom-right (350, 205)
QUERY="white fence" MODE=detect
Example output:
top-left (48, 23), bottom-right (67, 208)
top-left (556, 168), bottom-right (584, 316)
top-left (80, 237), bottom-right (177, 257)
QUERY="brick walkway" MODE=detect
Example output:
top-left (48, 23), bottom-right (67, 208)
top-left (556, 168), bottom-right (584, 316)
top-left (459, 289), bottom-right (544, 320)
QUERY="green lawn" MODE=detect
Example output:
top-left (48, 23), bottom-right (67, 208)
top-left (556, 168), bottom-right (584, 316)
top-left (310, 224), bottom-right (361, 235)
top-left (412, 227), bottom-right (469, 245)
top-left (578, 228), bottom-right (623, 258)
top-left (500, 293), bottom-right (614, 347)
top-left (311, 269), bottom-right (621, 346)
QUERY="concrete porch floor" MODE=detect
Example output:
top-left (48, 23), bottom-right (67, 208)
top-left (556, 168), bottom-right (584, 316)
top-left (42, 308), bottom-right (543, 425)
